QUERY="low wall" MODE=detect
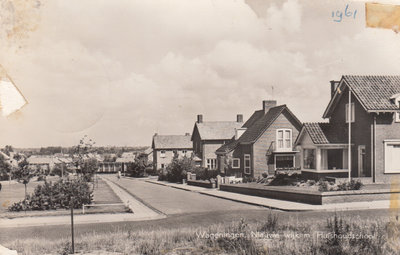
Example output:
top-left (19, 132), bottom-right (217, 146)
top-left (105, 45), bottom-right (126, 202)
top-left (187, 180), bottom-right (215, 189)
top-left (219, 184), bottom-right (400, 205)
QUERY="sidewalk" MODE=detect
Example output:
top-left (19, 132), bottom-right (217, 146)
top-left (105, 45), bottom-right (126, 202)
top-left (0, 178), bottom-right (164, 228)
top-left (145, 179), bottom-right (392, 212)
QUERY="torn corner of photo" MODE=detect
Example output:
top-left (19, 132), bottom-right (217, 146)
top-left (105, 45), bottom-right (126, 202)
top-left (365, 2), bottom-right (400, 31)
top-left (0, 76), bottom-right (27, 117)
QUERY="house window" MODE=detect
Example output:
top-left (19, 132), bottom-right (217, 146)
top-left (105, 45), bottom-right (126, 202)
top-left (232, 158), bottom-right (240, 169)
top-left (276, 129), bottom-right (292, 151)
top-left (384, 140), bottom-right (400, 173)
top-left (206, 158), bottom-right (217, 170)
top-left (345, 103), bottom-right (355, 123)
top-left (275, 155), bottom-right (294, 169)
top-left (395, 99), bottom-right (400, 122)
top-left (244, 154), bottom-right (251, 174)
top-left (182, 150), bottom-right (187, 155)
top-left (160, 150), bottom-right (166, 158)
top-left (303, 149), bottom-right (316, 169)
top-left (161, 163), bottom-right (165, 169)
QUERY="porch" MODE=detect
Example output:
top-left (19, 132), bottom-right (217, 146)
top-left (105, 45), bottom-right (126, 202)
top-left (300, 145), bottom-right (350, 180)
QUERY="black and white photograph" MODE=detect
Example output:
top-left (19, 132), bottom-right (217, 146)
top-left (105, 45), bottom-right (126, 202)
top-left (0, 0), bottom-right (400, 254)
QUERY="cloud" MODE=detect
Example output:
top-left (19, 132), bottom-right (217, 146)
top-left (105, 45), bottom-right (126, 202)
top-left (0, 0), bottom-right (399, 147)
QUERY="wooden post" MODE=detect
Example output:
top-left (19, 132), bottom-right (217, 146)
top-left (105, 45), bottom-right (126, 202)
top-left (70, 197), bottom-right (75, 254)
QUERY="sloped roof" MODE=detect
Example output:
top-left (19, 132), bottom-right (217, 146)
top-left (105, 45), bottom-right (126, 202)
top-left (27, 156), bottom-right (53, 164)
top-left (121, 152), bottom-right (135, 158)
top-left (116, 157), bottom-right (135, 163)
top-left (216, 137), bottom-right (239, 153)
top-left (216, 105), bottom-right (302, 153)
top-left (194, 121), bottom-right (243, 140)
top-left (324, 75), bottom-right (400, 118)
top-left (301, 123), bottom-right (346, 144)
top-left (239, 105), bottom-right (302, 144)
top-left (152, 135), bottom-right (192, 149)
top-left (242, 110), bottom-right (264, 128)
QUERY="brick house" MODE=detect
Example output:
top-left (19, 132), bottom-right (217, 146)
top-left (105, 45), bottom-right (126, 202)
top-left (216, 100), bottom-right (302, 178)
top-left (294, 75), bottom-right (400, 182)
top-left (191, 114), bottom-right (243, 170)
top-left (152, 133), bottom-right (193, 171)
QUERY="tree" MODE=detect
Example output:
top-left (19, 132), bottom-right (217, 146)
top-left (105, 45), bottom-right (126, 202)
top-left (4, 145), bottom-right (13, 156)
top-left (12, 159), bottom-right (34, 200)
top-left (71, 135), bottom-right (97, 182)
top-left (0, 153), bottom-right (11, 181)
top-left (165, 155), bottom-right (197, 183)
top-left (126, 153), bottom-right (148, 177)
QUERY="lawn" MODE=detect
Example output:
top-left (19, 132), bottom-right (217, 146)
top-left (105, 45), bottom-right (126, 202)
top-left (0, 176), bottom-right (60, 213)
top-left (4, 211), bottom-right (400, 255)
top-left (0, 176), bottom-right (127, 218)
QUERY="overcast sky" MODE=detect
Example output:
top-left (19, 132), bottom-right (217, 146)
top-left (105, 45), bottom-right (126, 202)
top-left (0, 0), bottom-right (399, 148)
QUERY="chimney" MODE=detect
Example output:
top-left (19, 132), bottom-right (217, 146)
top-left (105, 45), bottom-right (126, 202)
top-left (185, 133), bottom-right (190, 136)
top-left (262, 100), bottom-right (277, 113)
top-left (237, 114), bottom-right (243, 123)
top-left (197, 114), bottom-right (203, 123)
top-left (330, 80), bottom-right (339, 98)
top-left (153, 133), bottom-right (158, 137)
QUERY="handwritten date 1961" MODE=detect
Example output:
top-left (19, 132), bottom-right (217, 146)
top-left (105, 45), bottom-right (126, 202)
top-left (332, 4), bottom-right (357, 22)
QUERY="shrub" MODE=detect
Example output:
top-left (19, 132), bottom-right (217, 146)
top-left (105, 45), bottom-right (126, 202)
top-left (268, 173), bottom-right (302, 186)
top-left (37, 175), bottom-right (46, 182)
top-left (318, 179), bottom-right (330, 192)
top-left (8, 178), bottom-right (93, 211)
top-left (337, 179), bottom-right (363, 191)
top-left (195, 167), bottom-right (218, 181)
top-left (243, 176), bottom-right (257, 183)
top-left (318, 179), bottom-right (363, 192)
top-left (145, 166), bottom-right (157, 176)
top-left (163, 156), bottom-right (197, 183)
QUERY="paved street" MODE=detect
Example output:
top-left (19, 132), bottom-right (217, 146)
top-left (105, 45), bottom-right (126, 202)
top-left (0, 175), bottom-right (392, 243)
top-left (102, 175), bottom-right (262, 215)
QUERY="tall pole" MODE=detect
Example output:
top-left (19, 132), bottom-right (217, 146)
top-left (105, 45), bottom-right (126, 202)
top-left (70, 196), bottom-right (75, 253)
top-left (348, 88), bottom-right (352, 181)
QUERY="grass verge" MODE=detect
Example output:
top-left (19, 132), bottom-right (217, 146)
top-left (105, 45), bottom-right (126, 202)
top-left (5, 212), bottom-right (400, 255)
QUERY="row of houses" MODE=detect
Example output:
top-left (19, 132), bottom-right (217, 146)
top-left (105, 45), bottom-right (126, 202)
top-left (25, 152), bottom-right (138, 174)
top-left (152, 75), bottom-right (400, 183)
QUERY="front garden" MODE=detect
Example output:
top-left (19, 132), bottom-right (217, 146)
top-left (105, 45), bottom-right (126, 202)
top-left (219, 172), bottom-right (397, 205)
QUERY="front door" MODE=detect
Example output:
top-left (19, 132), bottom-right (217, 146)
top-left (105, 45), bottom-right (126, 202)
top-left (358, 145), bottom-right (366, 177)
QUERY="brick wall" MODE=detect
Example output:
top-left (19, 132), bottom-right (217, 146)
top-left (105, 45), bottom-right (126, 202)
top-left (375, 113), bottom-right (400, 183)
top-left (329, 88), bottom-right (373, 178)
top-left (252, 111), bottom-right (301, 178)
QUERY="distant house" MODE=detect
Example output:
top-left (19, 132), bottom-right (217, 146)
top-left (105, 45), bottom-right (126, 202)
top-left (27, 156), bottom-right (54, 173)
top-left (115, 152), bottom-right (136, 173)
top-left (27, 155), bottom-right (74, 174)
top-left (216, 100), bottom-right (302, 178)
top-left (295, 75), bottom-right (400, 182)
top-left (152, 133), bottom-right (193, 171)
top-left (144, 147), bottom-right (153, 163)
top-left (191, 114), bottom-right (244, 170)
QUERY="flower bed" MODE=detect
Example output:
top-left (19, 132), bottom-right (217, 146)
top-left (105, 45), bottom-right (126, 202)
top-left (219, 182), bottom-right (397, 205)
